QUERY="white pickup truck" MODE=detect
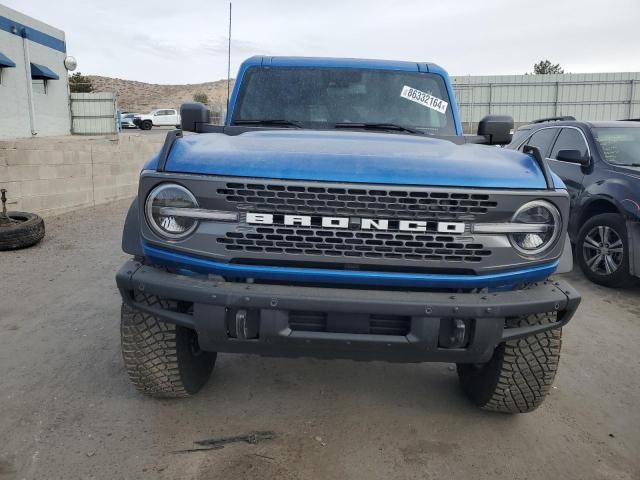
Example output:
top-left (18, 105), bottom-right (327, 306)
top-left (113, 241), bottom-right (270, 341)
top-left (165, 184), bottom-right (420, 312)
top-left (133, 109), bottom-right (181, 130)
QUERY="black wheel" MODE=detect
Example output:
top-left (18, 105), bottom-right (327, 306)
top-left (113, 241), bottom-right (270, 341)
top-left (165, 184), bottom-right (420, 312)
top-left (576, 213), bottom-right (633, 287)
top-left (0, 211), bottom-right (45, 250)
top-left (121, 293), bottom-right (216, 397)
top-left (140, 120), bottom-right (152, 131)
top-left (457, 313), bottom-right (562, 413)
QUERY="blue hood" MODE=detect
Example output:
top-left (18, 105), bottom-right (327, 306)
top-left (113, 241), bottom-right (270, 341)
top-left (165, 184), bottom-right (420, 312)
top-left (160, 130), bottom-right (548, 189)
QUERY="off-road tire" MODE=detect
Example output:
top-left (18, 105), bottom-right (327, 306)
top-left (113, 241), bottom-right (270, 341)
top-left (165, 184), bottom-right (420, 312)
top-left (140, 120), bottom-right (153, 131)
top-left (576, 213), bottom-right (633, 287)
top-left (0, 212), bottom-right (45, 250)
top-left (457, 312), bottom-right (562, 413)
top-left (121, 293), bottom-right (216, 398)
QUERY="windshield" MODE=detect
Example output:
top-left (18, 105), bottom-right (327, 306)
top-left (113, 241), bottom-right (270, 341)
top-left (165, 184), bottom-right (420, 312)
top-left (592, 126), bottom-right (640, 166)
top-left (233, 67), bottom-right (456, 135)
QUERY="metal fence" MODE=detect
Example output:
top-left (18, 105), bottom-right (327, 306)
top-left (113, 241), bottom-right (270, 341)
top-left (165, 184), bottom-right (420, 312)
top-left (451, 72), bottom-right (640, 133)
top-left (70, 92), bottom-right (118, 135)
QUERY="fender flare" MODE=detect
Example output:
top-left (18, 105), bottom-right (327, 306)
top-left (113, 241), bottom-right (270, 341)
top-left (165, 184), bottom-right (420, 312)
top-left (122, 198), bottom-right (143, 256)
top-left (556, 236), bottom-right (574, 274)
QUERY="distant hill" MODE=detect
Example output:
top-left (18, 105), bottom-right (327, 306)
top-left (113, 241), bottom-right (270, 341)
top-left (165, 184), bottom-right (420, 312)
top-left (88, 75), bottom-right (235, 114)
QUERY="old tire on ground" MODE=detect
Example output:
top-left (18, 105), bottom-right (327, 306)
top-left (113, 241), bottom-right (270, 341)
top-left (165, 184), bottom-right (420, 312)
top-left (140, 120), bottom-right (152, 130)
top-left (121, 293), bottom-right (216, 398)
top-left (457, 312), bottom-right (562, 413)
top-left (0, 212), bottom-right (45, 250)
top-left (576, 213), bottom-right (633, 288)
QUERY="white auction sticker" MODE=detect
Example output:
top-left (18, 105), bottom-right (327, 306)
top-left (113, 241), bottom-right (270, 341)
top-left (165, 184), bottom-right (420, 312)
top-left (400, 85), bottom-right (448, 114)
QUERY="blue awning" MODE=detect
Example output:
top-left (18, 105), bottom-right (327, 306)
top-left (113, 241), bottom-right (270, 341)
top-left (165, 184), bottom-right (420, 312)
top-left (0, 52), bottom-right (16, 68)
top-left (30, 62), bottom-right (59, 80)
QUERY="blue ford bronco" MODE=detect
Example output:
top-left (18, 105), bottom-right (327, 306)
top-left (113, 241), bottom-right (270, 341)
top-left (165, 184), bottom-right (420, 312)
top-left (116, 56), bottom-right (581, 413)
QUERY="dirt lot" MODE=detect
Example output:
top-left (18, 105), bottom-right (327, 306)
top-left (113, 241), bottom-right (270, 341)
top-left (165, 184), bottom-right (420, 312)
top-left (0, 199), bottom-right (639, 480)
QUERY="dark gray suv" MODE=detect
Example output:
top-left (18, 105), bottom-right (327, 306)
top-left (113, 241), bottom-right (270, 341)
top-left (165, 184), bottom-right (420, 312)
top-left (507, 117), bottom-right (640, 287)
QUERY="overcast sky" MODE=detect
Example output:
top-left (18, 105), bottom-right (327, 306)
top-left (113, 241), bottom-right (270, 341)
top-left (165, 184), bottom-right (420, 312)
top-left (6, 0), bottom-right (640, 84)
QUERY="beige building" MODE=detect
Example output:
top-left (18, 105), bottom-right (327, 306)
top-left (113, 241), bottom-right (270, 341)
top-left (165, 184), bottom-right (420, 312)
top-left (0, 4), bottom-right (73, 139)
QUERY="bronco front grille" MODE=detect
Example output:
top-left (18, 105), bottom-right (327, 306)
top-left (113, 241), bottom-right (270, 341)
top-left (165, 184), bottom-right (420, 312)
top-left (216, 227), bottom-right (491, 263)
top-left (217, 182), bottom-right (498, 220)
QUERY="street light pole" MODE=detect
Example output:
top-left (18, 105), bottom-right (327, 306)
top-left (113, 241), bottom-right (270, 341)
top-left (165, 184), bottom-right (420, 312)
top-left (226, 2), bottom-right (232, 112)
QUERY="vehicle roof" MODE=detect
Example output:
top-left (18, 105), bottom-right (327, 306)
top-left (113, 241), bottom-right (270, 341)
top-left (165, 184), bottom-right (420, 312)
top-left (516, 119), bottom-right (640, 131)
top-left (241, 55), bottom-right (447, 76)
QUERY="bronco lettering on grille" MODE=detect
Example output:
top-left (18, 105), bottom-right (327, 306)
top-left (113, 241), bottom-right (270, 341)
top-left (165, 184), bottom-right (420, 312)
top-left (246, 212), bottom-right (465, 234)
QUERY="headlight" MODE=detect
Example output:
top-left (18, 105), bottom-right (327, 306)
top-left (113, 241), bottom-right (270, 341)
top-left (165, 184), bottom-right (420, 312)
top-left (509, 200), bottom-right (561, 256)
top-left (145, 183), bottom-right (199, 239)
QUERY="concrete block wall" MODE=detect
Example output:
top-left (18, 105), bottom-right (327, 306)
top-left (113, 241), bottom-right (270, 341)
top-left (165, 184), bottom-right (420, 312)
top-left (0, 134), bottom-right (164, 217)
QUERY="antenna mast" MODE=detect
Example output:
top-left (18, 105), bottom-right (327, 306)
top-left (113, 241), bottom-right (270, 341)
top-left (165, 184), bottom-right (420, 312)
top-left (226, 2), bottom-right (232, 112)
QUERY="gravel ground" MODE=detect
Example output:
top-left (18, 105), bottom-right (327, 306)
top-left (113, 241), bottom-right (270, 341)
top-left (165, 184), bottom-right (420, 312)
top-left (0, 199), bottom-right (638, 480)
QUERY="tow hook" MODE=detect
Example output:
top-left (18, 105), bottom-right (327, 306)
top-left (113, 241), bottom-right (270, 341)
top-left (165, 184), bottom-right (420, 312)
top-left (438, 318), bottom-right (469, 349)
top-left (227, 308), bottom-right (260, 339)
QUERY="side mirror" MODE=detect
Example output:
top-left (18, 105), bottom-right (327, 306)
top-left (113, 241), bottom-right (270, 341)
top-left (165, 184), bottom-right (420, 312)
top-left (477, 115), bottom-right (514, 145)
top-left (555, 149), bottom-right (590, 166)
top-left (180, 102), bottom-right (210, 132)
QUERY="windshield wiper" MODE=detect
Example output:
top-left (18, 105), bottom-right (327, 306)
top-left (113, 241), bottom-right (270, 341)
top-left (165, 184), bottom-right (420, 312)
top-left (333, 122), bottom-right (421, 134)
top-left (232, 119), bottom-right (303, 128)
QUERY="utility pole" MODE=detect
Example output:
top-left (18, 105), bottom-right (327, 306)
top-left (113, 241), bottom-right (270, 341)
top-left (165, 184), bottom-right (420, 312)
top-left (226, 2), bottom-right (232, 111)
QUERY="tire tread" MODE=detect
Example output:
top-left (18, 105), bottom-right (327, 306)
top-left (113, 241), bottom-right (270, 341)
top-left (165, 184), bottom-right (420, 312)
top-left (458, 312), bottom-right (562, 413)
top-left (121, 293), bottom-right (197, 398)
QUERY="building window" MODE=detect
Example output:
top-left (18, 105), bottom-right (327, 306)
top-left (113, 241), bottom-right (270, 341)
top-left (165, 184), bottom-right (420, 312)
top-left (32, 79), bottom-right (47, 94)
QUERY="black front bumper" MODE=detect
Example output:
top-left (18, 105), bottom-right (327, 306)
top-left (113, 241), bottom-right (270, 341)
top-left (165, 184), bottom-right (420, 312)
top-left (116, 260), bottom-right (581, 363)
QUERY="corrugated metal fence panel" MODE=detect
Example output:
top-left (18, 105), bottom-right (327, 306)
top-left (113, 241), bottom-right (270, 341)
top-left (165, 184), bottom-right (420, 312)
top-left (451, 72), bottom-right (640, 132)
top-left (70, 93), bottom-right (118, 135)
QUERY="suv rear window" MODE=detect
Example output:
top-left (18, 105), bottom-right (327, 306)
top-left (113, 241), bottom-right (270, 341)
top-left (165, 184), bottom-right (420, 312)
top-left (521, 128), bottom-right (558, 156)
top-left (550, 128), bottom-right (588, 159)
